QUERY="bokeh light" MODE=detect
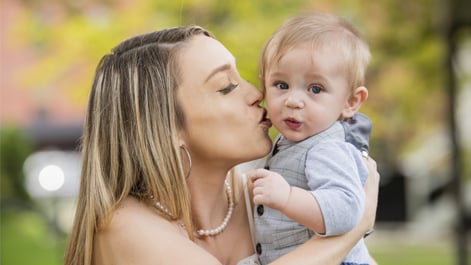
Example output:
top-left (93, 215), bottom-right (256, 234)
top-left (38, 165), bottom-right (65, 192)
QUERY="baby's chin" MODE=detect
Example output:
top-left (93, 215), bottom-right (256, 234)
top-left (278, 130), bottom-right (313, 143)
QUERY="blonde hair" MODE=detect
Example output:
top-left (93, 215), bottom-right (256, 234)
top-left (64, 26), bottom-right (211, 265)
top-left (260, 12), bottom-right (371, 91)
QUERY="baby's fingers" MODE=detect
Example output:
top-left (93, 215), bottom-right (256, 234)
top-left (252, 186), bottom-right (268, 205)
top-left (246, 168), bottom-right (270, 183)
top-left (253, 193), bottom-right (264, 205)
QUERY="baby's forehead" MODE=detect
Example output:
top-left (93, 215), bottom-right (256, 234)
top-left (269, 41), bottom-right (348, 65)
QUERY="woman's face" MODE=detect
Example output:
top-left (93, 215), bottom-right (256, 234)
top-left (176, 35), bottom-right (272, 168)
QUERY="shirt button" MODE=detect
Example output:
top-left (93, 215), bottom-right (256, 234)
top-left (256, 243), bottom-right (262, 255)
top-left (257, 205), bottom-right (264, 216)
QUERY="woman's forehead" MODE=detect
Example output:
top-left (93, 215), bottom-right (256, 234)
top-left (178, 35), bottom-right (235, 84)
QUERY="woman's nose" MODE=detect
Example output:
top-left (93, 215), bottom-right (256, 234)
top-left (244, 80), bottom-right (263, 106)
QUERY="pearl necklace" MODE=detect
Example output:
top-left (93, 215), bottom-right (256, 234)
top-left (154, 180), bottom-right (234, 237)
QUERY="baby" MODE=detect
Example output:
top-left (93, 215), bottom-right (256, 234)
top-left (248, 12), bottom-right (373, 265)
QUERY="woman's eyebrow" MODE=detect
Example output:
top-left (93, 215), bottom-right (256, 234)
top-left (205, 63), bottom-right (231, 83)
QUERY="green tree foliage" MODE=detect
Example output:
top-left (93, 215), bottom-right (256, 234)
top-left (0, 127), bottom-right (33, 203)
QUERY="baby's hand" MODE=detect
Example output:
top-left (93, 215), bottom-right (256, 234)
top-left (246, 168), bottom-right (291, 211)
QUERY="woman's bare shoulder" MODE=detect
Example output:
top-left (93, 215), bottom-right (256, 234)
top-left (106, 196), bottom-right (167, 230)
top-left (93, 196), bottom-right (221, 265)
top-left (103, 196), bottom-right (174, 235)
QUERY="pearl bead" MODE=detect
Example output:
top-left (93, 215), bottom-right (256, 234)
top-left (195, 180), bottom-right (234, 237)
top-left (155, 179), bottom-right (234, 237)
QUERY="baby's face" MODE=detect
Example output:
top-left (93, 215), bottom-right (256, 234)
top-left (264, 43), bottom-right (351, 142)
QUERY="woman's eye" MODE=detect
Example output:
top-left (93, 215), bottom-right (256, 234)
top-left (218, 83), bottom-right (238, 95)
top-left (309, 85), bottom-right (322, 94)
top-left (275, 82), bottom-right (289, 90)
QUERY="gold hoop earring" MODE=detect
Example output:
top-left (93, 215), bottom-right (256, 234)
top-left (180, 145), bottom-right (192, 178)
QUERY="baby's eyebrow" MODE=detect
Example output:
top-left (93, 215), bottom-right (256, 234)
top-left (267, 71), bottom-right (287, 79)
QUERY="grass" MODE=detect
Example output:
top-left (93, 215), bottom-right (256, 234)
top-left (370, 243), bottom-right (455, 265)
top-left (1, 208), bottom-right (66, 265)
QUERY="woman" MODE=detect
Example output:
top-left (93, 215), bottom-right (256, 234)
top-left (64, 26), bottom-right (379, 265)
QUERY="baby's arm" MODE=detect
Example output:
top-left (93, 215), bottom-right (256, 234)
top-left (247, 169), bottom-right (326, 234)
top-left (307, 141), bottom-right (366, 236)
top-left (268, 155), bottom-right (379, 265)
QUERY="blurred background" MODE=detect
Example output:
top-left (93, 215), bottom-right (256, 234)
top-left (1, 0), bottom-right (470, 264)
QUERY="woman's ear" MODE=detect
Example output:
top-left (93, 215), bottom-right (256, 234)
top-left (177, 130), bottom-right (187, 147)
top-left (342, 86), bottom-right (368, 118)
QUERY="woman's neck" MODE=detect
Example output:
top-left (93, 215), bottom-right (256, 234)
top-left (187, 166), bottom-right (232, 230)
top-left (187, 165), bottom-right (255, 265)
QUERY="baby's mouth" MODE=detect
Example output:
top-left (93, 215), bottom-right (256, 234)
top-left (284, 118), bottom-right (301, 130)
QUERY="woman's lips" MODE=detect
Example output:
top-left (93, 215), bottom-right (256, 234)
top-left (284, 118), bottom-right (301, 130)
top-left (261, 119), bottom-right (272, 128)
top-left (260, 110), bottom-right (272, 128)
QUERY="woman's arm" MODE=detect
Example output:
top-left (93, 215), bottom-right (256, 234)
top-left (268, 157), bottom-right (379, 265)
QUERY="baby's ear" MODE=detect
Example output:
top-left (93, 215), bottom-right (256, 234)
top-left (342, 86), bottom-right (368, 118)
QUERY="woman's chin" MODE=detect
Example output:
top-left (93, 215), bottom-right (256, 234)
top-left (253, 144), bottom-right (272, 160)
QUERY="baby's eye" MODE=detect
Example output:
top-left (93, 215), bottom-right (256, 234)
top-left (275, 82), bottom-right (289, 90)
top-left (309, 85), bottom-right (322, 94)
top-left (218, 83), bottom-right (239, 95)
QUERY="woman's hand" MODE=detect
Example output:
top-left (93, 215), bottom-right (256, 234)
top-left (361, 154), bottom-right (380, 235)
